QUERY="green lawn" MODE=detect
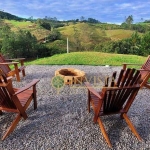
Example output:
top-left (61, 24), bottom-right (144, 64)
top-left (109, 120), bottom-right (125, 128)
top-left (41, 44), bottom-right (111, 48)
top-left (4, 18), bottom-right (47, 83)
top-left (27, 52), bottom-right (146, 67)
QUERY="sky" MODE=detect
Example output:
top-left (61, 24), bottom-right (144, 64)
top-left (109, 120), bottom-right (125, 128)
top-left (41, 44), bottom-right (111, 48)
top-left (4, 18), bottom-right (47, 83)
top-left (0, 0), bottom-right (150, 24)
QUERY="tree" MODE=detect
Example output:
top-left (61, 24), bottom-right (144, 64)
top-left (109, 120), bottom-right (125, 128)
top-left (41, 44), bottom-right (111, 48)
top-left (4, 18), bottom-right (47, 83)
top-left (87, 18), bottom-right (99, 23)
top-left (28, 16), bottom-right (34, 22)
top-left (0, 27), bottom-right (38, 58)
top-left (0, 25), bottom-right (11, 38)
top-left (126, 15), bottom-right (133, 29)
top-left (40, 21), bottom-right (51, 30)
top-left (75, 19), bottom-right (79, 22)
top-left (47, 30), bottom-right (61, 41)
top-left (120, 22), bottom-right (128, 29)
top-left (80, 16), bottom-right (85, 22)
top-left (141, 32), bottom-right (150, 56)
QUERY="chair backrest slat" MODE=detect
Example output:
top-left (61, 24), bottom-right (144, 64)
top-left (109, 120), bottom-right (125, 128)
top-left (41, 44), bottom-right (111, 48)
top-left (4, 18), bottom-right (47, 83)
top-left (0, 54), bottom-right (11, 74)
top-left (0, 74), bottom-right (16, 109)
top-left (139, 55), bottom-right (150, 81)
top-left (0, 87), bottom-right (16, 109)
top-left (103, 86), bottom-right (140, 113)
top-left (102, 68), bottom-right (141, 114)
top-left (117, 69), bottom-right (125, 87)
top-left (142, 55), bottom-right (150, 70)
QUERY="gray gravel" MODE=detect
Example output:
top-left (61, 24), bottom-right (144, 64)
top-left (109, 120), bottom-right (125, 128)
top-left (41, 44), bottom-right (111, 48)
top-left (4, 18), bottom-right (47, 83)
top-left (0, 65), bottom-right (150, 150)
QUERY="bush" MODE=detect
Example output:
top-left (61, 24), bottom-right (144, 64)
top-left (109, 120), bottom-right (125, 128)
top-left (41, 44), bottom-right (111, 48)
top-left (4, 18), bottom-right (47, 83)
top-left (40, 22), bottom-right (51, 30)
top-left (47, 30), bottom-right (61, 41)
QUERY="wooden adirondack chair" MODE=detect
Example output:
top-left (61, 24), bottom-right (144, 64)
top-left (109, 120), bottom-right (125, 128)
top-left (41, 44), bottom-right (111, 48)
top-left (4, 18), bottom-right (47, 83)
top-left (122, 55), bottom-right (150, 89)
top-left (0, 73), bottom-right (40, 140)
top-left (0, 54), bottom-right (26, 82)
top-left (84, 68), bottom-right (142, 148)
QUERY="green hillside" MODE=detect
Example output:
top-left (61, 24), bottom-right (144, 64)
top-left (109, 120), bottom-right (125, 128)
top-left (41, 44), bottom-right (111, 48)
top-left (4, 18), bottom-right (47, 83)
top-left (52, 22), bottom-right (143, 52)
top-left (1, 11), bottom-right (150, 59)
top-left (1, 19), bottom-right (142, 45)
top-left (3, 20), bottom-right (50, 40)
top-left (58, 22), bottom-right (137, 43)
top-left (0, 10), bottom-right (23, 20)
top-left (28, 52), bottom-right (146, 66)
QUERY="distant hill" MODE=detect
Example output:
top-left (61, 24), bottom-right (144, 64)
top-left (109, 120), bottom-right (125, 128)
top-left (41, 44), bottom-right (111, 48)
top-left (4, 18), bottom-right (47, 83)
top-left (0, 11), bottom-right (149, 54)
top-left (57, 22), bottom-right (141, 51)
top-left (0, 11), bottom-right (24, 21)
top-left (1, 19), bottom-right (143, 51)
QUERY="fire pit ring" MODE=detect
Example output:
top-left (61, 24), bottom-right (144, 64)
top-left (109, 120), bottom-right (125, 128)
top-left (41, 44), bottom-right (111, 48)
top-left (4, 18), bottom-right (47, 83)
top-left (55, 68), bottom-right (85, 85)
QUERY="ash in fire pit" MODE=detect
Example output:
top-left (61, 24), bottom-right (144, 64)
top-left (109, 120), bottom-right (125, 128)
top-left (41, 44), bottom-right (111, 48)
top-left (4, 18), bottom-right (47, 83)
top-left (55, 68), bottom-right (85, 85)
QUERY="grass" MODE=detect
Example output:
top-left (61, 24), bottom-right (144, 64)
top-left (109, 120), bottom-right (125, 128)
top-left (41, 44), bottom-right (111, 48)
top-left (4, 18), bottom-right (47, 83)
top-left (27, 52), bottom-right (146, 67)
top-left (59, 23), bottom-right (139, 41)
top-left (4, 20), bottom-right (50, 40)
top-left (4, 20), bottom-right (31, 27)
top-left (105, 29), bottom-right (137, 41)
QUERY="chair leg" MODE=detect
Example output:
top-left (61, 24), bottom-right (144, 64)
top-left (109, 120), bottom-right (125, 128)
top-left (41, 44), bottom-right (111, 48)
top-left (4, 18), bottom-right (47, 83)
top-left (97, 117), bottom-right (112, 148)
top-left (33, 86), bottom-right (37, 110)
top-left (16, 73), bottom-right (20, 82)
top-left (87, 91), bottom-right (90, 113)
top-left (22, 70), bottom-right (25, 77)
top-left (144, 84), bottom-right (150, 89)
top-left (0, 110), bottom-right (2, 115)
top-left (123, 113), bottom-right (142, 141)
top-left (120, 113), bottom-right (124, 119)
top-left (20, 60), bottom-right (25, 77)
top-left (2, 114), bottom-right (21, 140)
top-left (14, 64), bottom-right (20, 82)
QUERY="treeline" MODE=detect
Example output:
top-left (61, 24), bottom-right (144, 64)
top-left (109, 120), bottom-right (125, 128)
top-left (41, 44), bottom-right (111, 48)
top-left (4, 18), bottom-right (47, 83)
top-left (0, 11), bottom-right (24, 21)
top-left (36, 17), bottom-right (64, 30)
top-left (120, 23), bottom-right (150, 33)
top-left (0, 26), bottom-right (65, 59)
top-left (66, 17), bottom-right (100, 24)
top-left (36, 16), bottom-right (100, 31)
top-left (95, 32), bottom-right (150, 56)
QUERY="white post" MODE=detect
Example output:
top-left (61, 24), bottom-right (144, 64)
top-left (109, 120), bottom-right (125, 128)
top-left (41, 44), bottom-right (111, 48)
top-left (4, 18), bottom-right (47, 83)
top-left (67, 37), bottom-right (69, 53)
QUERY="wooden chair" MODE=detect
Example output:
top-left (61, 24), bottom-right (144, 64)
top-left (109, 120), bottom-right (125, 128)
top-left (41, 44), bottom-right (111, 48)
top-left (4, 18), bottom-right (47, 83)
top-left (122, 55), bottom-right (150, 89)
top-left (84, 68), bottom-right (142, 148)
top-left (0, 73), bottom-right (40, 140)
top-left (0, 54), bottom-right (26, 82)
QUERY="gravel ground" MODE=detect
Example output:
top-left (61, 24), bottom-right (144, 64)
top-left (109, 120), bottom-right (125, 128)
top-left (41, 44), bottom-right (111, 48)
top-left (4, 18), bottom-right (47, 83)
top-left (0, 65), bottom-right (150, 150)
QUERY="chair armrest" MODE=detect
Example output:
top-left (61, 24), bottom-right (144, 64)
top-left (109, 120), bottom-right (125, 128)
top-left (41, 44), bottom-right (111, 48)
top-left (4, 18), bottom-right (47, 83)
top-left (5, 58), bottom-right (25, 61)
top-left (84, 82), bottom-right (102, 99)
top-left (0, 62), bottom-right (19, 65)
top-left (122, 63), bottom-right (142, 65)
top-left (138, 69), bottom-right (150, 72)
top-left (0, 83), bottom-right (8, 87)
top-left (14, 79), bottom-right (40, 95)
top-left (5, 58), bottom-right (25, 66)
top-left (122, 63), bottom-right (142, 70)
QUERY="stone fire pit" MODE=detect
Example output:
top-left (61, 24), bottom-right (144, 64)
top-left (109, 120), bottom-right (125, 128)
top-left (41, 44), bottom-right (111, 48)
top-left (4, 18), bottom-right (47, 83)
top-left (55, 68), bottom-right (85, 85)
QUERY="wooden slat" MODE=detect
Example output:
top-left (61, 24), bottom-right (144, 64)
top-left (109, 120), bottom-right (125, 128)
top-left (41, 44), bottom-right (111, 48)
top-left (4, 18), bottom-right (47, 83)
top-left (117, 69), bottom-right (125, 86)
top-left (0, 87), bottom-right (16, 109)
